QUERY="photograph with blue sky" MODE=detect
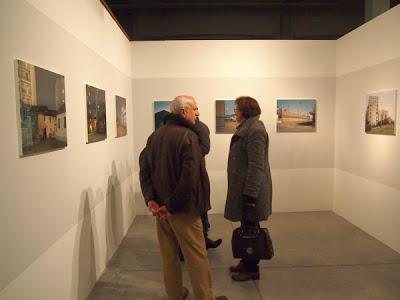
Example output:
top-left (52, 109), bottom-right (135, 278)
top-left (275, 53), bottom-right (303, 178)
top-left (277, 99), bottom-right (316, 133)
top-left (154, 101), bottom-right (170, 114)
top-left (224, 100), bottom-right (235, 116)
top-left (277, 99), bottom-right (316, 116)
top-left (154, 100), bottom-right (171, 129)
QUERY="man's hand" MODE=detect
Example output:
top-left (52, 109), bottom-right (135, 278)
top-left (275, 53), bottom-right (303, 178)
top-left (157, 205), bottom-right (172, 220)
top-left (147, 200), bottom-right (159, 216)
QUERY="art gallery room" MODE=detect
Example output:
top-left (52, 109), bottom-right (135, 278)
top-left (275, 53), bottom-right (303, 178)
top-left (1, 0), bottom-right (400, 299)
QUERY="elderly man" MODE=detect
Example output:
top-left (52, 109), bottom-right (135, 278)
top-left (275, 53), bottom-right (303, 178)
top-left (139, 95), bottom-right (227, 300)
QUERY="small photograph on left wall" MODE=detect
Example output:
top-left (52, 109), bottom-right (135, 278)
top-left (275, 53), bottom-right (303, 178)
top-left (116, 96), bottom-right (127, 137)
top-left (15, 59), bottom-right (67, 157)
top-left (86, 84), bottom-right (107, 143)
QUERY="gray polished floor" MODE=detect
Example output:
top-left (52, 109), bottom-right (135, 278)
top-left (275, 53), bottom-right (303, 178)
top-left (88, 212), bottom-right (400, 300)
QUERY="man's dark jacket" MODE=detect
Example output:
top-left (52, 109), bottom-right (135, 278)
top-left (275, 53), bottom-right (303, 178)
top-left (139, 113), bottom-right (211, 215)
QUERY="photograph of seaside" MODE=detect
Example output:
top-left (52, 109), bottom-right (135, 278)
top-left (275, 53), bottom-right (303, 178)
top-left (216, 100), bottom-right (236, 134)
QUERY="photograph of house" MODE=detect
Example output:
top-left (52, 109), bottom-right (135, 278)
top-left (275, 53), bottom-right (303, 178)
top-left (15, 59), bottom-right (67, 156)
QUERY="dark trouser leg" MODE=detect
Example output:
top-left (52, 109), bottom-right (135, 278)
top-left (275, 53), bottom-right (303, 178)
top-left (242, 257), bottom-right (260, 273)
top-left (201, 213), bottom-right (210, 235)
top-left (241, 221), bottom-right (260, 272)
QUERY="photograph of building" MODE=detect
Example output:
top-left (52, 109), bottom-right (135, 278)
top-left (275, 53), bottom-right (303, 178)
top-left (277, 99), bottom-right (316, 132)
top-left (15, 59), bottom-right (67, 156)
top-left (365, 90), bottom-right (397, 135)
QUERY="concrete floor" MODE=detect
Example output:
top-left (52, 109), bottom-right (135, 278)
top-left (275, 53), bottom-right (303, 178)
top-left (88, 212), bottom-right (400, 300)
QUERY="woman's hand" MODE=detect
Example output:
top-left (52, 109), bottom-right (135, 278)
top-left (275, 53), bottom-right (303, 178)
top-left (242, 195), bottom-right (258, 222)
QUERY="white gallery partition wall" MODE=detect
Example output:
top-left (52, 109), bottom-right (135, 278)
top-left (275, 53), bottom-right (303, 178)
top-left (131, 40), bottom-right (337, 215)
top-left (334, 6), bottom-right (400, 254)
top-left (0, 0), bottom-right (399, 299)
top-left (0, 0), bottom-right (135, 299)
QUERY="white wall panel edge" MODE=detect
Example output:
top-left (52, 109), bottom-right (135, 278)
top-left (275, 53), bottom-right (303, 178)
top-left (336, 5), bottom-right (400, 76)
top-left (333, 168), bottom-right (400, 254)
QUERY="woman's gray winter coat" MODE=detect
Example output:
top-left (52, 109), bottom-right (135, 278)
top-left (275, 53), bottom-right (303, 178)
top-left (224, 115), bottom-right (272, 222)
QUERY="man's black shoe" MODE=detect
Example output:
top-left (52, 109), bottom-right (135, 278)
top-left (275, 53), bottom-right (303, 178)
top-left (205, 237), bottom-right (222, 249)
top-left (229, 260), bottom-right (245, 273)
top-left (231, 271), bottom-right (260, 281)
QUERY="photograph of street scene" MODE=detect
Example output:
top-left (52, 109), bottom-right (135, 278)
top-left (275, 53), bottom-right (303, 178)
top-left (277, 99), bottom-right (316, 133)
top-left (115, 96), bottom-right (127, 137)
top-left (86, 84), bottom-right (107, 143)
top-left (15, 59), bottom-right (67, 157)
top-left (365, 90), bottom-right (397, 136)
top-left (216, 100), bottom-right (236, 134)
top-left (154, 101), bottom-right (170, 129)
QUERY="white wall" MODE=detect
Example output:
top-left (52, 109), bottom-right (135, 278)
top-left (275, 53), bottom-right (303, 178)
top-left (334, 5), bottom-right (400, 253)
top-left (132, 40), bottom-right (336, 215)
top-left (0, 0), bottom-right (135, 299)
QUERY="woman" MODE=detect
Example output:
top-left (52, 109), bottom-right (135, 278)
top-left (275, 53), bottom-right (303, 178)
top-left (224, 96), bottom-right (272, 281)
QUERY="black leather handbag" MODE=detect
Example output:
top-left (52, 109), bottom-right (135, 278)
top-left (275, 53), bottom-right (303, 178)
top-left (231, 226), bottom-right (274, 260)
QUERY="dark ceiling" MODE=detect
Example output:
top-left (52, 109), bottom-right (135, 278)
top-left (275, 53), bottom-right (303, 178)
top-left (101, 0), bottom-right (400, 41)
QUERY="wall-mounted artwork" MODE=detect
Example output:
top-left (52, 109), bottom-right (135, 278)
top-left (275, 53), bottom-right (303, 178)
top-left (216, 100), bottom-right (236, 134)
top-left (86, 84), bottom-right (107, 143)
top-left (115, 96), bottom-right (127, 137)
top-left (14, 59), bottom-right (67, 157)
top-left (154, 101), bottom-right (171, 129)
top-left (365, 90), bottom-right (397, 136)
top-left (277, 99), bottom-right (316, 133)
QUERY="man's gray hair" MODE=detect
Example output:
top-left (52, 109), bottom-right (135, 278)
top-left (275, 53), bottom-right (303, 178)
top-left (170, 95), bottom-right (194, 114)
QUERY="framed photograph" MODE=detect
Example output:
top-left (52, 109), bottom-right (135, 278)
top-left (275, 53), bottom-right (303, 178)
top-left (86, 84), bottom-right (107, 143)
top-left (154, 101), bottom-right (171, 130)
top-left (277, 99), bottom-right (316, 133)
top-left (15, 59), bottom-right (67, 157)
top-left (115, 96), bottom-right (127, 137)
top-left (365, 90), bottom-right (397, 136)
top-left (215, 100), bottom-right (236, 134)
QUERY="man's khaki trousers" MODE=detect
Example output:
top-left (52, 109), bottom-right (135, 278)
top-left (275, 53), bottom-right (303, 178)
top-left (156, 213), bottom-right (214, 300)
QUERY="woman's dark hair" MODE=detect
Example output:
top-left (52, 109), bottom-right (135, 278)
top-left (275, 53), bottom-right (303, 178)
top-left (235, 96), bottom-right (261, 119)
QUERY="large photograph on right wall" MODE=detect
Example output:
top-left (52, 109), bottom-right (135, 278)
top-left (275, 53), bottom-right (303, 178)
top-left (277, 99), bottom-right (316, 133)
top-left (365, 90), bottom-right (397, 136)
